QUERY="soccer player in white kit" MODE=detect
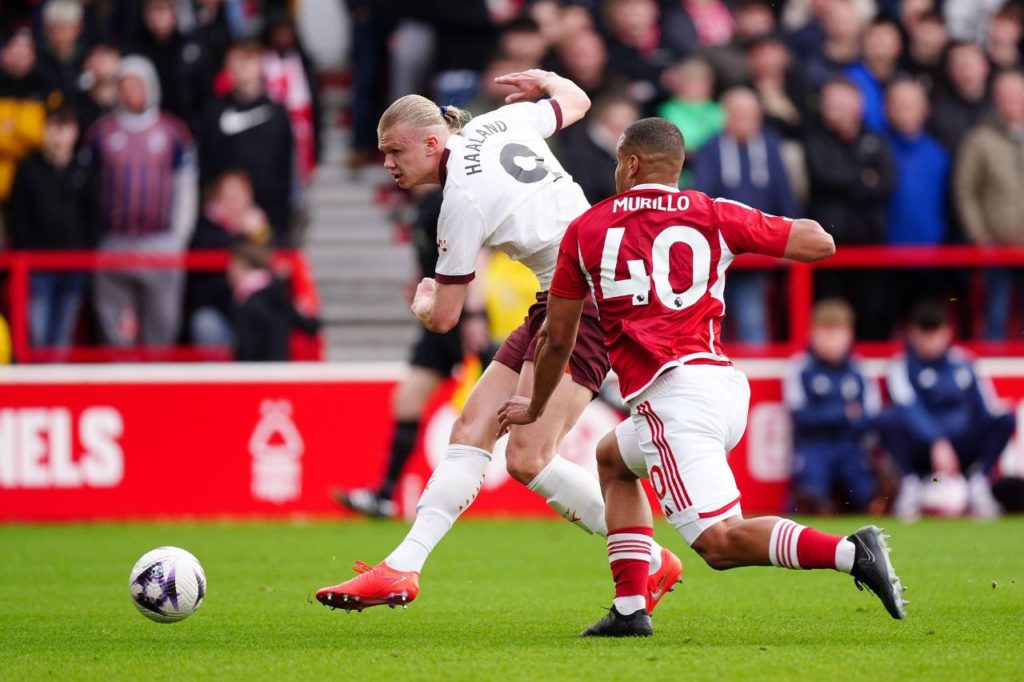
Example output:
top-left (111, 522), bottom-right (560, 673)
top-left (316, 71), bottom-right (682, 612)
top-left (499, 118), bottom-right (907, 636)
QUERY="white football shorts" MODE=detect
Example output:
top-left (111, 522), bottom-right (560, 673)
top-left (615, 365), bottom-right (751, 545)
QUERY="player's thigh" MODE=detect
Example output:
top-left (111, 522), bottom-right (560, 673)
top-left (506, 361), bottom-right (592, 464)
top-left (391, 366), bottom-right (445, 418)
top-left (613, 418), bottom-right (648, 479)
top-left (633, 372), bottom-right (745, 545)
top-left (448, 359), bottom-right (520, 449)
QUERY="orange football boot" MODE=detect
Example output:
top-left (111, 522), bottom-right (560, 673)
top-left (316, 561), bottom-right (420, 612)
top-left (646, 547), bottom-right (683, 613)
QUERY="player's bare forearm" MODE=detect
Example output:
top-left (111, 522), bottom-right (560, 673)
top-left (783, 219), bottom-right (836, 263)
top-left (494, 69), bottom-right (591, 128)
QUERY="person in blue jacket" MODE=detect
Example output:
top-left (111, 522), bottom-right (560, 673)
top-left (785, 299), bottom-right (880, 514)
top-left (879, 301), bottom-right (1016, 519)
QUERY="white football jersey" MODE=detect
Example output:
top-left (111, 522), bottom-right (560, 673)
top-left (434, 100), bottom-right (590, 290)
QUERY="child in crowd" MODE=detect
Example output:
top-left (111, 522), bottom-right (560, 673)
top-left (785, 299), bottom-right (880, 514)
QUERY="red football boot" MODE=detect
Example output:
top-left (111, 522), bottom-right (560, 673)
top-left (316, 561), bottom-right (420, 612)
top-left (646, 548), bottom-right (683, 613)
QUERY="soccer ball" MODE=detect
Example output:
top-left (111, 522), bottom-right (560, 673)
top-left (129, 546), bottom-right (206, 623)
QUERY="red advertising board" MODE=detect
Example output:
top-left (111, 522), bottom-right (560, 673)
top-left (2, 361), bottom-right (1023, 522)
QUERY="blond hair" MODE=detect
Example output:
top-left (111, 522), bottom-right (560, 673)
top-left (378, 94), bottom-right (473, 136)
top-left (812, 298), bottom-right (855, 328)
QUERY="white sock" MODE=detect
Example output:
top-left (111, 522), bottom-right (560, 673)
top-left (385, 444), bottom-right (490, 573)
top-left (835, 539), bottom-right (856, 573)
top-left (613, 595), bottom-right (646, 615)
top-left (527, 455), bottom-right (607, 535)
top-left (648, 541), bottom-right (663, 574)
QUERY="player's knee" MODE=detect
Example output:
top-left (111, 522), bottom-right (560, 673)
top-left (504, 437), bottom-right (554, 485)
top-left (449, 412), bottom-right (494, 451)
top-left (691, 521), bottom-right (739, 571)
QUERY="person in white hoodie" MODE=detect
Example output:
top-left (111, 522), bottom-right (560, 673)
top-left (81, 54), bottom-right (197, 347)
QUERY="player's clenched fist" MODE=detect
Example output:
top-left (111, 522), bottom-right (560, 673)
top-left (410, 277), bottom-right (437, 322)
top-left (497, 395), bottom-right (539, 436)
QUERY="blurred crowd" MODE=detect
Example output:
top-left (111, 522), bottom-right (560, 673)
top-left (0, 0), bottom-right (320, 357)
top-left (352, 0), bottom-right (1024, 343)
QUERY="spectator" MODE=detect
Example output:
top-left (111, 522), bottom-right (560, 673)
top-left (785, 299), bottom-right (879, 514)
top-left (704, 0), bottom-right (777, 89)
top-left (785, 0), bottom-right (830, 61)
top-left (562, 94), bottom-right (640, 204)
top-left (6, 104), bottom-right (96, 349)
top-left (657, 57), bottom-right (724, 165)
top-left (127, 0), bottom-right (204, 127)
top-left (954, 70), bottom-right (1024, 341)
top-left (879, 301), bottom-right (1016, 519)
top-left (228, 241), bottom-right (320, 362)
top-left (845, 18), bottom-right (903, 132)
top-left (428, 1), bottom-right (500, 107)
top-left (263, 13), bottom-right (321, 185)
top-left (985, 6), bottom-right (1023, 71)
top-left (0, 30), bottom-right (48, 210)
top-left (805, 77), bottom-right (895, 246)
top-left (747, 34), bottom-right (810, 140)
top-left (692, 87), bottom-right (799, 344)
top-left (804, 77), bottom-right (894, 339)
top-left (899, 10), bottom-right (949, 96)
top-left (83, 55), bottom-right (197, 347)
top-left (36, 0), bottom-right (87, 99)
top-left (683, 0), bottom-right (735, 48)
top-left (193, 0), bottom-right (233, 98)
top-left (498, 16), bottom-right (548, 69)
top-left (185, 170), bottom-right (271, 346)
top-left (929, 41), bottom-right (991, 152)
top-left (803, 0), bottom-right (864, 91)
top-left (884, 79), bottom-right (949, 246)
top-left (603, 0), bottom-right (692, 105)
top-left (549, 29), bottom-right (612, 98)
top-left (199, 40), bottom-right (294, 245)
top-left (74, 43), bottom-right (120, 135)
top-left (944, 0), bottom-right (1008, 44)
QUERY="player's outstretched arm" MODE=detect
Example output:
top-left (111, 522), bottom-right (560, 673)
top-left (497, 294), bottom-right (584, 435)
top-left (493, 69), bottom-right (591, 129)
top-left (782, 218), bottom-right (836, 263)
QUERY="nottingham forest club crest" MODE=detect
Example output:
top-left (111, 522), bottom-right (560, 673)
top-left (249, 400), bottom-right (304, 504)
top-left (437, 239), bottom-right (448, 253)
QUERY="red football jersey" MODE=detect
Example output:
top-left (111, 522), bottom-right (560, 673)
top-left (550, 183), bottom-right (793, 400)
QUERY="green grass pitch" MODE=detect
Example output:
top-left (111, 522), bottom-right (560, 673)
top-left (1, 517), bottom-right (1022, 681)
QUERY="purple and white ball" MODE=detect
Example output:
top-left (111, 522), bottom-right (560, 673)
top-left (129, 547), bottom-right (206, 623)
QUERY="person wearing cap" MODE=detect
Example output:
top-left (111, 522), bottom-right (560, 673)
top-left (878, 301), bottom-right (1017, 519)
top-left (81, 54), bottom-right (197, 347)
top-left (784, 298), bottom-right (880, 514)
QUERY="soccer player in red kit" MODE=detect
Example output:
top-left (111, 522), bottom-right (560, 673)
top-left (499, 118), bottom-right (907, 637)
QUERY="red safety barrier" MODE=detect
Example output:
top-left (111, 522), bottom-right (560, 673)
top-left (729, 245), bottom-right (1024, 357)
top-left (0, 250), bottom-right (324, 364)
top-left (3, 245), bottom-right (1024, 364)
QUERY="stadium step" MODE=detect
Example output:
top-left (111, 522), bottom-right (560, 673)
top-left (304, 75), bottom-right (416, 362)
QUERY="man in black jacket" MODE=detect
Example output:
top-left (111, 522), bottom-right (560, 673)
top-left (929, 41), bottom-right (992, 152)
top-left (804, 77), bottom-right (895, 338)
top-left (6, 103), bottom-right (96, 349)
top-left (198, 41), bottom-right (295, 246)
top-left (561, 94), bottom-right (640, 204)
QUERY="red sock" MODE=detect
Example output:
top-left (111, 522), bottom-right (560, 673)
top-left (770, 520), bottom-right (844, 570)
top-left (607, 526), bottom-right (653, 600)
